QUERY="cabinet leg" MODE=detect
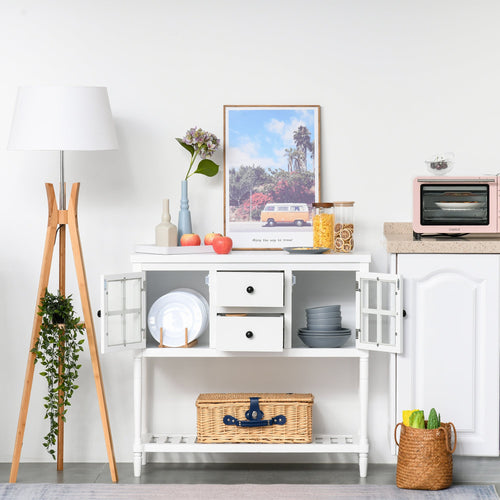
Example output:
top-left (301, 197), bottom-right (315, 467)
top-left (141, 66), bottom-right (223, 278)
top-left (141, 451), bottom-right (147, 466)
top-left (133, 452), bottom-right (142, 477)
top-left (359, 453), bottom-right (368, 478)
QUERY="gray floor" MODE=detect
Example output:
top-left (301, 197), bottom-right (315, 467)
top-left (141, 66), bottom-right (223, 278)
top-left (1, 457), bottom-right (499, 491)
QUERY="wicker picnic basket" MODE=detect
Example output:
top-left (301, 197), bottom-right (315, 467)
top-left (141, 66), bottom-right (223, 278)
top-left (196, 393), bottom-right (313, 444)
top-left (394, 422), bottom-right (457, 490)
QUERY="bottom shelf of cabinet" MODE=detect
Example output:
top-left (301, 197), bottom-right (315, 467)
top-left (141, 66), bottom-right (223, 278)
top-left (139, 433), bottom-right (368, 454)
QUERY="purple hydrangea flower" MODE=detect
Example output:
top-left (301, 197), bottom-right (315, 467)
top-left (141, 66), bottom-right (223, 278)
top-left (178, 127), bottom-right (221, 179)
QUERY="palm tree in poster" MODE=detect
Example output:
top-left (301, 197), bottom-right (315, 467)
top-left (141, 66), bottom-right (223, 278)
top-left (283, 148), bottom-right (295, 172)
top-left (293, 125), bottom-right (313, 172)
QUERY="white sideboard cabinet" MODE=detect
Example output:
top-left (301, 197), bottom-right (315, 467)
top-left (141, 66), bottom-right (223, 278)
top-left (100, 251), bottom-right (403, 477)
top-left (391, 253), bottom-right (500, 456)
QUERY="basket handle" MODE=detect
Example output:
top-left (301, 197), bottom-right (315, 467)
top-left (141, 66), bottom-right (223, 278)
top-left (394, 421), bottom-right (457, 453)
top-left (223, 414), bottom-right (286, 427)
top-left (394, 422), bottom-right (403, 447)
top-left (223, 396), bottom-right (287, 428)
top-left (439, 423), bottom-right (457, 454)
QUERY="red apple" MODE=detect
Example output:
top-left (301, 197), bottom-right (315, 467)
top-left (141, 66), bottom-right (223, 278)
top-left (180, 233), bottom-right (201, 246)
top-left (204, 232), bottom-right (223, 246)
top-left (212, 236), bottom-right (233, 254)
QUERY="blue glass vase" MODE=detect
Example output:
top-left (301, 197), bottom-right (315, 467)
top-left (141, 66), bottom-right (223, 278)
top-left (177, 179), bottom-right (192, 244)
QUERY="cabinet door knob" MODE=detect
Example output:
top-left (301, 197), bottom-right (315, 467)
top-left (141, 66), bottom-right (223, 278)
top-left (245, 331), bottom-right (254, 339)
top-left (97, 310), bottom-right (102, 318)
top-left (246, 286), bottom-right (254, 294)
top-left (403, 309), bottom-right (407, 318)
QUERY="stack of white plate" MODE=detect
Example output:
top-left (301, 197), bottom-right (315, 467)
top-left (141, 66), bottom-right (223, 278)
top-left (298, 305), bottom-right (351, 348)
top-left (147, 288), bottom-right (209, 347)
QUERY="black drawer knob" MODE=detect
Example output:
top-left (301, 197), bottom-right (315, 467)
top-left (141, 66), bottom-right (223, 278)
top-left (245, 331), bottom-right (254, 339)
top-left (246, 286), bottom-right (254, 294)
top-left (97, 310), bottom-right (102, 318)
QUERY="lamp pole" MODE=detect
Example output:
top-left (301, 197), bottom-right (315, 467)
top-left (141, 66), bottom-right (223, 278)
top-left (57, 150), bottom-right (66, 470)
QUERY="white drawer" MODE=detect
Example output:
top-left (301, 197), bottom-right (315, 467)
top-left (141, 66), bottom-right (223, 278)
top-left (215, 271), bottom-right (284, 307)
top-left (216, 315), bottom-right (284, 352)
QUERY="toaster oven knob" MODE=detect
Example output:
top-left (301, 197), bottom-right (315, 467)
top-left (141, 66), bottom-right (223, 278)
top-left (245, 330), bottom-right (254, 339)
top-left (246, 286), bottom-right (254, 294)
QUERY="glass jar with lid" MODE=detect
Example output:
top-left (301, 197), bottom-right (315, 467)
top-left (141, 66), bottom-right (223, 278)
top-left (312, 202), bottom-right (334, 249)
top-left (333, 201), bottom-right (354, 252)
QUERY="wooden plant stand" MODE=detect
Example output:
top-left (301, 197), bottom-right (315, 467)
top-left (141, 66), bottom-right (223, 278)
top-left (10, 183), bottom-right (117, 483)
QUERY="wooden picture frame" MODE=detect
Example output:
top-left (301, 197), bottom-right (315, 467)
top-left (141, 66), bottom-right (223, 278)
top-left (223, 105), bottom-right (321, 250)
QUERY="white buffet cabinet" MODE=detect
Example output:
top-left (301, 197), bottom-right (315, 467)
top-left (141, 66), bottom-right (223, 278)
top-left (100, 251), bottom-right (403, 477)
top-left (391, 253), bottom-right (500, 456)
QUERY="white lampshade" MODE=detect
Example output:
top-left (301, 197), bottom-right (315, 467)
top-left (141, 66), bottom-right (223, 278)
top-left (8, 86), bottom-right (118, 151)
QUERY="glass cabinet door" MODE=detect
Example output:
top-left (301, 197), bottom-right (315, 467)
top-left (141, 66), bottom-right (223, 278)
top-left (101, 272), bottom-right (146, 353)
top-left (355, 271), bottom-right (402, 353)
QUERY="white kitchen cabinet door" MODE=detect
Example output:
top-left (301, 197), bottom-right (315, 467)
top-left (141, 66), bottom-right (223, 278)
top-left (101, 272), bottom-right (146, 353)
top-left (355, 271), bottom-right (402, 353)
top-left (396, 254), bottom-right (499, 456)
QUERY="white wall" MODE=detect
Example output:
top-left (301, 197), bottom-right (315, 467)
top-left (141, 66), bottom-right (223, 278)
top-left (1, 0), bottom-right (500, 465)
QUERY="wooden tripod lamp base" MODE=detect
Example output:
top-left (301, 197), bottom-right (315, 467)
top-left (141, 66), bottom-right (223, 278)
top-left (10, 183), bottom-right (118, 483)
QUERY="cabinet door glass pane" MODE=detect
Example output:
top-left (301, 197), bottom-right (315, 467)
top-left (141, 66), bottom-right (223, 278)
top-left (107, 315), bottom-right (123, 347)
top-left (107, 280), bottom-right (123, 311)
top-left (381, 314), bottom-right (395, 345)
top-left (365, 313), bottom-right (378, 343)
top-left (126, 278), bottom-right (141, 309)
top-left (125, 312), bottom-right (141, 344)
top-left (367, 280), bottom-right (377, 309)
top-left (381, 281), bottom-right (396, 312)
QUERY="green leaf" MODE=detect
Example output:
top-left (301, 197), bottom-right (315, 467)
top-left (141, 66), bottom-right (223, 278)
top-left (175, 138), bottom-right (195, 157)
top-left (409, 410), bottom-right (425, 429)
top-left (193, 159), bottom-right (219, 177)
top-left (427, 408), bottom-right (440, 429)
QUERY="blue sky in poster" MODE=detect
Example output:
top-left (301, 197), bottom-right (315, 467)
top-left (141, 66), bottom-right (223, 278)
top-left (226, 107), bottom-right (317, 172)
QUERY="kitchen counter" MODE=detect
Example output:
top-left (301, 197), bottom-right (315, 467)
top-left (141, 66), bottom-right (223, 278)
top-left (384, 222), bottom-right (500, 253)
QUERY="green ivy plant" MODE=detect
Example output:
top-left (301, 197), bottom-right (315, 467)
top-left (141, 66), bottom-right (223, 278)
top-left (31, 290), bottom-right (86, 459)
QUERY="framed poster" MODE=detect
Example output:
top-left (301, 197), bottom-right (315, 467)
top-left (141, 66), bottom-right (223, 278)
top-left (224, 105), bottom-right (321, 249)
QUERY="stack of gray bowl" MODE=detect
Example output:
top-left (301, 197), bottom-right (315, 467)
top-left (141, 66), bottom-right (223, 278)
top-left (298, 305), bottom-right (351, 348)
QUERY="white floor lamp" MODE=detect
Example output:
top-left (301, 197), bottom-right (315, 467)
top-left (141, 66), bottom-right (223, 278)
top-left (8, 86), bottom-right (119, 482)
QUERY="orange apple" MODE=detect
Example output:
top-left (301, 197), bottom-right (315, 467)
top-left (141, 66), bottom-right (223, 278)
top-left (180, 233), bottom-right (201, 246)
top-left (204, 232), bottom-right (223, 245)
top-left (213, 236), bottom-right (233, 254)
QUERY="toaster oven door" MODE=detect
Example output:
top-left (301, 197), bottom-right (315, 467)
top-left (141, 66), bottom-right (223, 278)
top-left (420, 184), bottom-right (490, 226)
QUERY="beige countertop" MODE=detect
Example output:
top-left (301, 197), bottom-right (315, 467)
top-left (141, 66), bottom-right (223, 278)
top-left (384, 222), bottom-right (500, 254)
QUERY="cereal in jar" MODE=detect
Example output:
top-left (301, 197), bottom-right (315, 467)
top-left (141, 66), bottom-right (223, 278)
top-left (312, 202), bottom-right (334, 249)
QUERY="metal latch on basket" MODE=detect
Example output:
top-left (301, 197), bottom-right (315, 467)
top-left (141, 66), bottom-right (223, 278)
top-left (223, 397), bottom-right (287, 428)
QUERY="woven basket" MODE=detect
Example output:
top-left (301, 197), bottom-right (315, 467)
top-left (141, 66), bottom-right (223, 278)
top-left (394, 422), bottom-right (457, 490)
top-left (196, 393), bottom-right (313, 443)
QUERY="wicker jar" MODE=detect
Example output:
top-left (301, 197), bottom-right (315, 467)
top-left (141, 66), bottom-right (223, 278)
top-left (394, 422), bottom-right (457, 490)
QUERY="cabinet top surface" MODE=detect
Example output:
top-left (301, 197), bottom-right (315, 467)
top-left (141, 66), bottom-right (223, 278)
top-left (131, 250), bottom-right (371, 265)
top-left (385, 222), bottom-right (500, 254)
